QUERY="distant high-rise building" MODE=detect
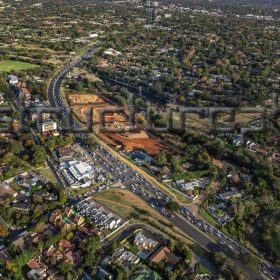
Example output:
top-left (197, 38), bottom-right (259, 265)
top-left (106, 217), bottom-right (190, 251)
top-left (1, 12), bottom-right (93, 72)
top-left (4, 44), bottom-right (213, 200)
top-left (143, 1), bottom-right (158, 25)
top-left (145, 0), bottom-right (151, 7)
top-left (151, 8), bottom-right (157, 24)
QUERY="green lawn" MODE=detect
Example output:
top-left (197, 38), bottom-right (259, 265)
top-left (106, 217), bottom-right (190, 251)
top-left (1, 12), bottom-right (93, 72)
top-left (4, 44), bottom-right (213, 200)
top-left (126, 243), bottom-right (140, 255)
top-left (198, 207), bottom-right (221, 229)
top-left (9, 180), bottom-right (23, 191)
top-left (0, 216), bottom-right (6, 224)
top-left (38, 167), bottom-right (57, 184)
top-left (0, 60), bottom-right (39, 72)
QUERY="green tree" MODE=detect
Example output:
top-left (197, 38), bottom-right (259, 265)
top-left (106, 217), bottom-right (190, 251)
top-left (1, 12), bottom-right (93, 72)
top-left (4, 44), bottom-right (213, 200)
top-left (171, 155), bottom-right (181, 172)
top-left (155, 150), bottom-right (167, 166)
top-left (59, 261), bottom-right (73, 274)
top-left (0, 223), bottom-right (8, 237)
top-left (31, 146), bottom-right (46, 167)
top-left (153, 82), bottom-right (163, 96)
top-left (9, 141), bottom-right (24, 154)
top-left (167, 201), bottom-right (180, 212)
top-left (83, 235), bottom-right (101, 267)
top-left (59, 190), bottom-right (67, 205)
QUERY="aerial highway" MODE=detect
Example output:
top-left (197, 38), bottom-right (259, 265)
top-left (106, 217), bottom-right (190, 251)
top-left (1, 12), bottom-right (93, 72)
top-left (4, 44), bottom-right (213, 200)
top-left (47, 44), bottom-right (279, 280)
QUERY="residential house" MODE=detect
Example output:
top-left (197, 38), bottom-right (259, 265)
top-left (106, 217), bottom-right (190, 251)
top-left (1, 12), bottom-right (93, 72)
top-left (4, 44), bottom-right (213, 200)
top-left (45, 239), bottom-right (83, 266)
top-left (76, 200), bottom-right (123, 230)
top-left (131, 150), bottom-right (153, 165)
top-left (27, 259), bottom-right (47, 280)
top-left (7, 75), bottom-right (19, 86)
top-left (0, 92), bottom-right (6, 105)
top-left (13, 202), bottom-right (31, 212)
top-left (0, 182), bottom-right (18, 200)
top-left (0, 245), bottom-right (13, 262)
top-left (26, 258), bottom-right (57, 280)
top-left (130, 267), bottom-right (162, 280)
top-left (77, 225), bottom-right (101, 237)
top-left (134, 233), bottom-right (158, 250)
top-left (25, 233), bottom-right (43, 247)
top-left (103, 248), bottom-right (140, 267)
top-left (271, 151), bottom-right (280, 163)
top-left (232, 135), bottom-right (243, 146)
top-left (103, 48), bottom-right (121, 56)
top-left (49, 208), bottom-right (85, 232)
top-left (56, 147), bottom-right (74, 163)
top-left (96, 267), bottom-right (113, 280)
top-left (16, 81), bottom-right (31, 101)
top-left (17, 175), bottom-right (40, 189)
top-left (218, 188), bottom-right (244, 201)
top-left (33, 191), bottom-right (57, 201)
top-left (194, 274), bottom-right (212, 280)
top-left (149, 246), bottom-right (181, 266)
top-left (11, 231), bottom-right (29, 251)
top-left (113, 248), bottom-right (140, 266)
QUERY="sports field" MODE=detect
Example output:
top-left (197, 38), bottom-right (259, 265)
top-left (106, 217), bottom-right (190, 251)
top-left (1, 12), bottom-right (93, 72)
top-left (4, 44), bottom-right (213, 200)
top-left (0, 60), bottom-right (39, 72)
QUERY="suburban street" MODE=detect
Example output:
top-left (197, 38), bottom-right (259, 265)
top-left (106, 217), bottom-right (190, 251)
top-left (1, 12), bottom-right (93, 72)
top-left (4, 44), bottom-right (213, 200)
top-left (46, 44), bottom-right (279, 280)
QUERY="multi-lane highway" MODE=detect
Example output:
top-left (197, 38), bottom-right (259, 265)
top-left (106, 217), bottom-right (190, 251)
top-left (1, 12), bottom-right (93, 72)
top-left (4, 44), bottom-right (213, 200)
top-left (47, 44), bottom-right (279, 280)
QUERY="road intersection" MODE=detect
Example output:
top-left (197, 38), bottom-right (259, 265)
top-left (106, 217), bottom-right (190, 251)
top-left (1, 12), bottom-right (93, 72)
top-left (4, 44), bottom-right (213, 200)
top-left (47, 44), bottom-right (279, 280)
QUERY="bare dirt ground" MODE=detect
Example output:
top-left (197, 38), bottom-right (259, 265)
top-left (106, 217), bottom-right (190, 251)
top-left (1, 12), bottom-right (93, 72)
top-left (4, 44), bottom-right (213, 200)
top-left (68, 93), bottom-right (105, 105)
top-left (103, 132), bottom-right (165, 155)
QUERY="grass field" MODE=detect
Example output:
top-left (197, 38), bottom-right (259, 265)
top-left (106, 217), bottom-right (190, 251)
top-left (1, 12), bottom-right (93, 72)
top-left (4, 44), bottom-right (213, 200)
top-left (38, 167), bottom-right (57, 184)
top-left (73, 67), bottom-right (102, 82)
top-left (94, 189), bottom-right (166, 221)
top-left (12, 44), bottom-right (56, 54)
top-left (0, 60), bottom-right (39, 72)
top-left (94, 189), bottom-right (194, 244)
top-left (173, 111), bottom-right (262, 133)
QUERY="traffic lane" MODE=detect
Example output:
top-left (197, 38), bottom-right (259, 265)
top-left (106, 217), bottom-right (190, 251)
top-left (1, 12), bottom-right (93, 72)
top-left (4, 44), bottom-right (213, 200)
top-left (51, 79), bottom-right (262, 279)
top-left (171, 214), bottom-right (218, 250)
top-left (260, 263), bottom-right (280, 280)
top-left (181, 211), bottom-right (241, 254)
top-left (171, 214), bottom-right (262, 280)
top-left (48, 45), bottom-right (267, 279)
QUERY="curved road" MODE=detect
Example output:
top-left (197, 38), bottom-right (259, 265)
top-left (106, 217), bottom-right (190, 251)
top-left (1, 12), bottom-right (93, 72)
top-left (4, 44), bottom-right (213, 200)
top-left (47, 44), bottom-right (277, 280)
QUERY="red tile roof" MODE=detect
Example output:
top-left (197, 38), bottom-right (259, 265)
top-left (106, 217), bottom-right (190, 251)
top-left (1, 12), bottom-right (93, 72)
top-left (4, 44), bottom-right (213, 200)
top-left (58, 239), bottom-right (72, 249)
top-left (27, 259), bottom-right (40, 269)
top-left (149, 246), bottom-right (181, 266)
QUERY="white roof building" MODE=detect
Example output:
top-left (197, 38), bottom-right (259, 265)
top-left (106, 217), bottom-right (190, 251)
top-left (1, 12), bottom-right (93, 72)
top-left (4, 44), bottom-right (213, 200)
top-left (88, 33), bottom-right (99, 38)
top-left (103, 48), bottom-right (121, 56)
top-left (68, 161), bottom-right (94, 181)
top-left (41, 121), bottom-right (57, 133)
top-left (7, 75), bottom-right (18, 86)
top-left (134, 233), bottom-right (158, 249)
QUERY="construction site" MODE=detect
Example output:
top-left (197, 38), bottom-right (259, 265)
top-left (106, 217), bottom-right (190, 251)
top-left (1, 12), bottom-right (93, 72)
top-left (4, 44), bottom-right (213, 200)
top-left (68, 93), bottom-right (164, 155)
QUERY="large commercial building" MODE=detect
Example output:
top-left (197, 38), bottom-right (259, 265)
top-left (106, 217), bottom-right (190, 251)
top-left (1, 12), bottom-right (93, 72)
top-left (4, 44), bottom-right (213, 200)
top-left (68, 160), bottom-right (94, 181)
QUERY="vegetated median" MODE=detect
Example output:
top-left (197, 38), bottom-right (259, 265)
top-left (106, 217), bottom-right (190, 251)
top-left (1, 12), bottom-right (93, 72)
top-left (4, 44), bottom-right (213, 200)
top-left (90, 130), bottom-right (189, 204)
top-left (93, 189), bottom-right (194, 245)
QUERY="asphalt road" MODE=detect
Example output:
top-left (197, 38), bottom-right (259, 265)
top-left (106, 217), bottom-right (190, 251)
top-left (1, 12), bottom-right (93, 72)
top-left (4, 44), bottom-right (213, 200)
top-left (171, 214), bottom-right (261, 279)
top-left (46, 43), bottom-right (278, 280)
